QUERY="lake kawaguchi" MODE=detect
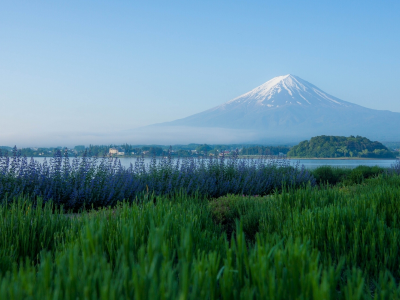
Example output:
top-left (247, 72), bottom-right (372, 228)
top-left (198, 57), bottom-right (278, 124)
top-left (28, 157), bottom-right (398, 170)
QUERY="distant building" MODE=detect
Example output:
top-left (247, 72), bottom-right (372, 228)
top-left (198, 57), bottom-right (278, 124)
top-left (109, 148), bottom-right (118, 155)
top-left (117, 152), bottom-right (125, 155)
top-left (219, 151), bottom-right (230, 157)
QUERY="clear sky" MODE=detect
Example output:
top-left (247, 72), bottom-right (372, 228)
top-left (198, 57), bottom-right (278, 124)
top-left (1, 0), bottom-right (400, 146)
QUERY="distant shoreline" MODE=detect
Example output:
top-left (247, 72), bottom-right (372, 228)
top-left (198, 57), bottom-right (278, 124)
top-left (239, 155), bottom-right (397, 160)
top-left (16, 155), bottom-right (400, 160)
top-left (288, 157), bottom-right (397, 160)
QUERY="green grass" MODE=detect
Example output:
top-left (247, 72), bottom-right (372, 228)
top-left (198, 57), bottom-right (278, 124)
top-left (2, 175), bottom-right (400, 299)
top-left (311, 165), bottom-right (385, 185)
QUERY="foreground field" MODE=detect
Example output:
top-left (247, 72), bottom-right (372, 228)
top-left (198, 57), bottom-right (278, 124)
top-left (1, 174), bottom-right (400, 299)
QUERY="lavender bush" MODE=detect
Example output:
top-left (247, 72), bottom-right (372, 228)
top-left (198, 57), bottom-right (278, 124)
top-left (390, 159), bottom-right (400, 175)
top-left (0, 147), bottom-right (315, 210)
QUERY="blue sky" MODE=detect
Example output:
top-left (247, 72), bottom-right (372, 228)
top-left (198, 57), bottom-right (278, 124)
top-left (1, 0), bottom-right (400, 146)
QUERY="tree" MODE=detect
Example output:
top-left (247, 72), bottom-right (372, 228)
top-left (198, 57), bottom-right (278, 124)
top-left (196, 144), bottom-right (212, 153)
top-left (74, 145), bottom-right (85, 152)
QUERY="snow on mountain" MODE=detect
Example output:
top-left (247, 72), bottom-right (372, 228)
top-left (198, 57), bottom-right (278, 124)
top-left (215, 74), bottom-right (355, 111)
top-left (148, 75), bottom-right (400, 143)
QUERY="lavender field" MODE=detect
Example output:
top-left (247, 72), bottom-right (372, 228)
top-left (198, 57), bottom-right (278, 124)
top-left (0, 148), bottom-right (315, 210)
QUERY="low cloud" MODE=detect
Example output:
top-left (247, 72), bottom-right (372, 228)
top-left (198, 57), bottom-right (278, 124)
top-left (0, 126), bottom-right (260, 147)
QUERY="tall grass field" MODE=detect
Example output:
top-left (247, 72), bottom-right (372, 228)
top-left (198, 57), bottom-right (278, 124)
top-left (1, 150), bottom-right (400, 299)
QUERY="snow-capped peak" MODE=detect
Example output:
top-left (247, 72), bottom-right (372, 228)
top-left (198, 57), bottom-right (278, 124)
top-left (220, 74), bottom-right (353, 109)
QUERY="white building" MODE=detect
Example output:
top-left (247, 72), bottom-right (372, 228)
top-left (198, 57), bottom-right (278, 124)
top-left (109, 148), bottom-right (118, 155)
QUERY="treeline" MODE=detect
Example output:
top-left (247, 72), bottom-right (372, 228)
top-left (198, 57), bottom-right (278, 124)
top-left (287, 135), bottom-right (396, 158)
top-left (0, 145), bottom-right (167, 158)
top-left (1, 144), bottom-right (292, 158)
top-left (239, 146), bottom-right (290, 156)
top-left (6, 137), bottom-right (395, 159)
top-left (78, 145), bottom-right (168, 157)
top-left (0, 147), bottom-right (59, 157)
top-left (383, 142), bottom-right (400, 157)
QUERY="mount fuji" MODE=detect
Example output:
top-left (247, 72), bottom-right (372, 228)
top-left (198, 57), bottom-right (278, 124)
top-left (147, 75), bottom-right (400, 143)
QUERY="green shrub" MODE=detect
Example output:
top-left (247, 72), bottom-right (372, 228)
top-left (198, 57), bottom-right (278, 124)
top-left (343, 165), bottom-right (384, 185)
top-left (312, 165), bottom-right (385, 186)
top-left (208, 194), bottom-right (274, 241)
top-left (311, 166), bottom-right (350, 185)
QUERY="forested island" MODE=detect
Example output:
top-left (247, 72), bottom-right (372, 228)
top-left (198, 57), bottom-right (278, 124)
top-left (287, 135), bottom-right (396, 158)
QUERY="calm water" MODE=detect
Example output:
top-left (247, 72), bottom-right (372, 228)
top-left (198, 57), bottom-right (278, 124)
top-left (293, 159), bottom-right (397, 169)
top-left (28, 157), bottom-right (398, 170)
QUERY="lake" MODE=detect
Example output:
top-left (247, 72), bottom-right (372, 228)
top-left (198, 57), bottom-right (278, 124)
top-left (28, 157), bottom-right (398, 170)
top-left (293, 159), bottom-right (397, 169)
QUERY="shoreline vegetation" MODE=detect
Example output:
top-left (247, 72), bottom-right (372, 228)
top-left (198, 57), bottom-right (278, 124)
top-left (1, 135), bottom-right (398, 159)
top-left (239, 155), bottom-right (398, 160)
